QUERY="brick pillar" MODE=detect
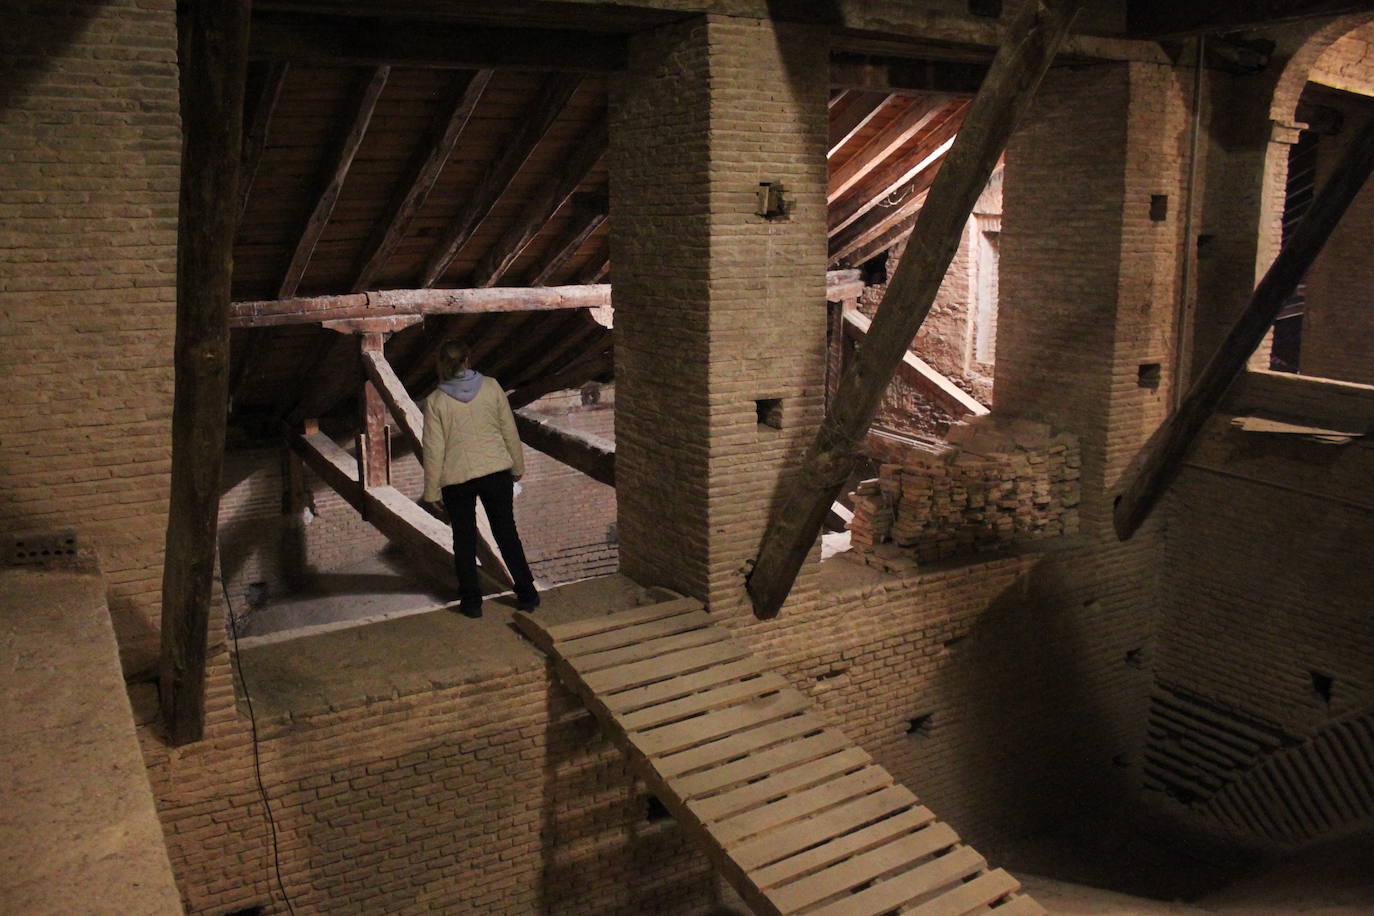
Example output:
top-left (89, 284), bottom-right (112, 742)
top-left (999, 61), bottom-right (1193, 535)
top-left (610, 15), bottom-right (829, 613)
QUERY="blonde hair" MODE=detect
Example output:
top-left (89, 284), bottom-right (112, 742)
top-left (436, 339), bottom-right (472, 381)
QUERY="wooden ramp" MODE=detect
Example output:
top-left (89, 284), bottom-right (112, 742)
top-left (514, 598), bottom-right (1044, 916)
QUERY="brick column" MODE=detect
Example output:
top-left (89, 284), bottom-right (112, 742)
top-left (610, 15), bottom-right (829, 613)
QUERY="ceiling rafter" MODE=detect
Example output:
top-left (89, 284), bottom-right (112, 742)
top-left (526, 192), bottom-right (608, 286)
top-left (829, 100), bottom-right (968, 237)
top-left (508, 312), bottom-right (607, 390)
top-left (828, 90), bottom-right (894, 159)
top-left (472, 119), bottom-right (609, 287)
top-left (830, 186), bottom-right (931, 267)
top-left (237, 60), bottom-right (289, 227)
top-left (350, 68), bottom-right (493, 293)
top-left (828, 94), bottom-right (949, 203)
top-left (419, 73), bottom-right (583, 288)
top-left (278, 65), bottom-right (390, 299)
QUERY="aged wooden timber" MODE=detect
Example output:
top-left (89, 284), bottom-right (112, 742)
top-left (513, 409), bottom-right (615, 487)
top-left (230, 284), bottom-right (612, 327)
top-left (747, 0), bottom-right (1086, 619)
top-left (526, 193), bottom-right (609, 286)
top-left (160, 0), bottom-right (250, 746)
top-left (1113, 112), bottom-right (1374, 540)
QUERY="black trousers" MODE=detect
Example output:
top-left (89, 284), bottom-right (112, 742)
top-left (441, 470), bottom-right (536, 603)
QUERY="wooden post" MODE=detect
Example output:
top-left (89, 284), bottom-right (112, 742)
top-left (1113, 113), bottom-right (1374, 540)
top-left (746, 0), bottom-right (1084, 619)
top-left (159, 0), bottom-right (251, 746)
top-left (359, 332), bottom-right (391, 489)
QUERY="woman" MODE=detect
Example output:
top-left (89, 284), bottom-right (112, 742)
top-left (420, 339), bottom-right (538, 618)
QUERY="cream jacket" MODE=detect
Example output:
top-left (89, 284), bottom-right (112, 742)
top-left (420, 378), bottom-right (525, 502)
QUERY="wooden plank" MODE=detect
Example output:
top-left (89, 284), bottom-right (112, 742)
top-left (159, 0), bottom-right (251, 748)
top-left (633, 691), bottom-right (812, 759)
top-left (570, 627), bottom-right (730, 675)
top-left (691, 747), bottom-right (871, 824)
top-left (620, 672), bottom-right (792, 733)
top-left (1113, 112), bottom-right (1374, 540)
top-left (586, 637), bottom-right (754, 695)
top-left (472, 119), bottom-right (607, 287)
top-left (604, 658), bottom-right (777, 716)
top-left (767, 821), bottom-right (962, 914)
top-left (843, 309), bottom-right (988, 418)
top-left (249, 10), bottom-right (629, 72)
top-left (420, 73), bottom-right (581, 287)
top-left (560, 609), bottom-right (714, 658)
top-left (748, 0), bottom-right (1086, 618)
top-left (832, 191), bottom-right (928, 267)
top-left (351, 69), bottom-right (492, 293)
top-left (231, 283), bottom-right (611, 328)
top-left (906, 867), bottom-right (1020, 916)
top-left (804, 846), bottom-right (989, 916)
top-left (751, 806), bottom-right (939, 891)
top-left (713, 765), bottom-right (892, 847)
top-left (673, 728), bottom-right (854, 801)
top-left (545, 596), bottom-right (702, 642)
top-left (513, 409), bottom-right (615, 487)
top-left (829, 91), bottom-right (893, 159)
top-left (984, 894), bottom-right (1047, 915)
top-left (829, 94), bottom-right (948, 203)
top-left (655, 712), bottom-right (830, 782)
top-left (732, 785), bottom-right (919, 872)
top-left (527, 194), bottom-right (609, 286)
top-left (278, 65), bottom-right (389, 299)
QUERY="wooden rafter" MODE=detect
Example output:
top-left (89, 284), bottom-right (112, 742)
top-left (829, 100), bottom-right (967, 238)
top-left (351, 69), bottom-right (493, 294)
top-left (578, 250), bottom-right (610, 284)
top-left (828, 94), bottom-right (949, 204)
top-left (472, 119), bottom-right (609, 287)
top-left (278, 65), bottom-right (389, 299)
top-left (509, 348), bottom-right (612, 410)
top-left (1127, 0), bottom-right (1374, 38)
top-left (748, 0), bottom-right (1086, 619)
top-left (419, 73), bottom-right (582, 288)
top-left (842, 309), bottom-right (988, 418)
top-left (828, 91), bottom-right (894, 159)
top-left (237, 60), bottom-right (288, 226)
top-left (507, 313), bottom-right (608, 390)
top-left (526, 193), bottom-right (608, 286)
top-left (231, 284), bottom-right (611, 327)
top-left (835, 197), bottom-right (927, 268)
top-left (830, 182), bottom-right (932, 267)
top-left (1114, 113), bottom-right (1374, 540)
top-left (160, 0), bottom-right (250, 747)
top-left (248, 10), bottom-right (628, 72)
top-left (513, 410), bottom-right (615, 487)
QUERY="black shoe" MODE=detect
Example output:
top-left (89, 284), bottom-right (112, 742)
top-left (458, 599), bottom-right (483, 619)
top-left (515, 592), bottom-right (540, 612)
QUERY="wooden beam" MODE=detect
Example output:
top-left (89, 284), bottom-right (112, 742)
top-left (231, 283), bottom-right (612, 327)
top-left (578, 251), bottom-right (610, 284)
top-left (526, 193), bottom-right (608, 286)
top-left (238, 60), bottom-right (288, 226)
top-left (830, 183), bottom-right (931, 266)
top-left (513, 409), bottom-right (615, 487)
top-left (828, 90), bottom-right (893, 159)
top-left (836, 205), bottom-right (924, 269)
top-left (351, 69), bottom-right (492, 294)
top-left (160, 0), bottom-right (250, 747)
top-left (472, 120), bottom-right (608, 287)
top-left (1126, 0), bottom-right (1374, 38)
top-left (825, 269), bottom-right (865, 302)
top-left (509, 349), bottom-right (613, 410)
top-left (278, 65), bottom-right (388, 299)
top-left (828, 94), bottom-right (948, 203)
top-left (248, 10), bottom-right (628, 72)
top-left (842, 308), bottom-right (988, 418)
top-left (358, 332), bottom-right (391, 489)
top-left (829, 100), bottom-right (967, 237)
top-left (507, 313), bottom-right (609, 390)
top-left (419, 73), bottom-right (582, 288)
top-left (1113, 113), bottom-right (1374, 540)
top-left (748, 0), bottom-right (1085, 619)
top-left (830, 55), bottom-right (987, 96)
top-left (290, 429), bottom-right (508, 592)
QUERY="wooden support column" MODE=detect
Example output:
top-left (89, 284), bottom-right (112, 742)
top-left (747, 0), bottom-right (1085, 619)
top-left (1113, 113), bottom-right (1374, 540)
top-left (159, 0), bottom-right (250, 747)
top-left (358, 332), bottom-right (391, 490)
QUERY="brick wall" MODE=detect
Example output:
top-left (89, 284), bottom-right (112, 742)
top-left (611, 16), bottom-right (830, 617)
top-left (0, 0), bottom-right (179, 674)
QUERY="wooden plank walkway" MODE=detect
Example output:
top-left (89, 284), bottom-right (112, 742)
top-left (514, 597), bottom-right (1043, 916)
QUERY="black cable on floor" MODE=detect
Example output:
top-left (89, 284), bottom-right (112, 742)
top-left (220, 563), bottom-right (298, 916)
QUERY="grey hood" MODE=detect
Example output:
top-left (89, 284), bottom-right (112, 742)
top-left (438, 369), bottom-right (484, 403)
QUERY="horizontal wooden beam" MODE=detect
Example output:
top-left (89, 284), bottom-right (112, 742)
top-left (825, 269), bottom-right (865, 302)
top-left (514, 409), bottom-right (615, 487)
top-left (1126, 0), bottom-right (1374, 38)
top-left (231, 284), bottom-right (611, 327)
top-left (248, 10), bottom-right (628, 72)
top-left (842, 309), bottom-right (988, 418)
top-left (830, 56), bottom-right (985, 95)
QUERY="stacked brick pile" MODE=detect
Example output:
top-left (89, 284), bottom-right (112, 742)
top-left (848, 418), bottom-right (1080, 571)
